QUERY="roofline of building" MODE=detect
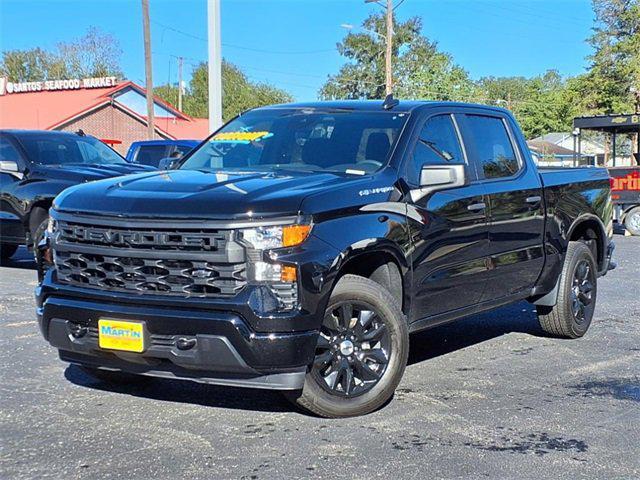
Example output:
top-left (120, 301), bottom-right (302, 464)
top-left (48, 79), bottom-right (193, 132)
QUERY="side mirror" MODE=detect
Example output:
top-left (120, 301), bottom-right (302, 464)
top-left (0, 161), bottom-right (23, 179)
top-left (158, 157), bottom-right (180, 170)
top-left (411, 164), bottom-right (466, 202)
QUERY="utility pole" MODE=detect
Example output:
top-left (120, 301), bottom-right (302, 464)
top-left (141, 0), bottom-right (155, 139)
top-left (365, 0), bottom-right (393, 95)
top-left (384, 0), bottom-right (393, 95)
top-left (177, 56), bottom-right (183, 112)
top-left (207, 0), bottom-right (223, 130)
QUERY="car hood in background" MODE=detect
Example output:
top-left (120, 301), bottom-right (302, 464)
top-left (31, 163), bottom-right (156, 184)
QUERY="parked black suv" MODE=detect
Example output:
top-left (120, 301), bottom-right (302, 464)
top-left (0, 130), bottom-right (155, 258)
top-left (36, 101), bottom-right (614, 417)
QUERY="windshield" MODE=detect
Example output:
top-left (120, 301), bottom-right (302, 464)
top-left (19, 134), bottom-right (126, 166)
top-left (180, 108), bottom-right (409, 174)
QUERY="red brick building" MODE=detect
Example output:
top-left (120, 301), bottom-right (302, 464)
top-left (0, 77), bottom-right (209, 155)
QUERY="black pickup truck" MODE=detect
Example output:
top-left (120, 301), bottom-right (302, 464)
top-left (0, 130), bottom-right (154, 258)
top-left (36, 100), bottom-right (614, 417)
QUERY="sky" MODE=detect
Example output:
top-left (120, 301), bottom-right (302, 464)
top-left (0, 0), bottom-right (596, 101)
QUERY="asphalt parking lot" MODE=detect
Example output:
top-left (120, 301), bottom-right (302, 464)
top-left (0, 235), bottom-right (638, 480)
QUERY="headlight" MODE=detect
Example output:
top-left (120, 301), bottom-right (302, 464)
top-left (47, 217), bottom-right (56, 234)
top-left (240, 224), bottom-right (311, 250)
top-left (240, 224), bottom-right (311, 283)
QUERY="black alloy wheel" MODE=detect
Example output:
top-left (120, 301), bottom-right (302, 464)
top-left (312, 302), bottom-right (391, 397)
top-left (288, 274), bottom-right (408, 418)
top-left (571, 259), bottom-right (595, 323)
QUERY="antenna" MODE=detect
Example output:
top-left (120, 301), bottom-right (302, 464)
top-left (382, 94), bottom-right (399, 110)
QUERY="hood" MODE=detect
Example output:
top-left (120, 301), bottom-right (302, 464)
top-left (31, 163), bottom-right (156, 184)
top-left (54, 169), bottom-right (393, 220)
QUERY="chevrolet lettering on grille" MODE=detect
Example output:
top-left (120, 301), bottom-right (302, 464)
top-left (65, 225), bottom-right (219, 249)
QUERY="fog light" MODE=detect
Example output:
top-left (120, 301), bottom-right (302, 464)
top-left (281, 265), bottom-right (297, 282)
top-left (252, 262), bottom-right (297, 283)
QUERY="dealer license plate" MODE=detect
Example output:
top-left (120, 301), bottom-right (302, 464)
top-left (98, 319), bottom-right (145, 353)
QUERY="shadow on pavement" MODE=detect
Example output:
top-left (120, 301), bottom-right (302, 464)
top-left (408, 300), bottom-right (545, 366)
top-left (63, 300), bottom-right (545, 413)
top-left (1, 246), bottom-right (37, 270)
top-left (64, 364), bottom-right (298, 414)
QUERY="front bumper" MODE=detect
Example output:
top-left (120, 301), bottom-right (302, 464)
top-left (36, 275), bottom-right (320, 390)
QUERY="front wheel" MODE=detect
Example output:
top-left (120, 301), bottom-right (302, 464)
top-left (624, 206), bottom-right (640, 236)
top-left (288, 274), bottom-right (409, 418)
top-left (537, 241), bottom-right (597, 338)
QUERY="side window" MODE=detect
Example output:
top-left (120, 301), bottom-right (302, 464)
top-left (76, 141), bottom-right (102, 163)
top-left (0, 137), bottom-right (23, 166)
top-left (464, 115), bottom-right (519, 179)
top-left (173, 145), bottom-right (193, 157)
top-left (410, 114), bottom-right (464, 183)
top-left (135, 145), bottom-right (169, 167)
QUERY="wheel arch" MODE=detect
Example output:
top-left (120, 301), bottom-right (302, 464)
top-left (567, 214), bottom-right (608, 272)
top-left (331, 241), bottom-right (410, 316)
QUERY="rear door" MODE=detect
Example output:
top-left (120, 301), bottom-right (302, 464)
top-left (458, 113), bottom-right (545, 299)
top-left (406, 111), bottom-right (490, 324)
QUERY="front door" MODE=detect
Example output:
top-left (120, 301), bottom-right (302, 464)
top-left (405, 113), bottom-right (491, 325)
top-left (0, 135), bottom-right (28, 244)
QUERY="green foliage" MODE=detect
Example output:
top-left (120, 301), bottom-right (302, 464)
top-left (477, 70), bottom-right (582, 138)
top-left (320, 14), bottom-right (448, 99)
top-left (322, 3), bottom-right (639, 138)
top-left (585, 0), bottom-right (639, 113)
top-left (0, 27), bottom-right (122, 81)
top-left (155, 60), bottom-right (293, 122)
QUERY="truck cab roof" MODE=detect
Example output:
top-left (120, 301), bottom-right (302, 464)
top-left (255, 99), bottom-right (511, 115)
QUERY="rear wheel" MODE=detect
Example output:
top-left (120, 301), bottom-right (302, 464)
top-left (624, 206), bottom-right (640, 236)
top-left (288, 274), bottom-right (408, 418)
top-left (537, 241), bottom-right (597, 338)
top-left (0, 243), bottom-right (18, 259)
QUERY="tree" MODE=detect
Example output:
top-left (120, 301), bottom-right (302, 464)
top-left (156, 60), bottom-right (293, 122)
top-left (56, 27), bottom-right (123, 79)
top-left (320, 13), bottom-right (472, 100)
top-left (584, 0), bottom-right (639, 113)
top-left (0, 27), bottom-right (122, 82)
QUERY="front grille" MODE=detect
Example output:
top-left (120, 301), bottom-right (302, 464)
top-left (52, 218), bottom-right (246, 298)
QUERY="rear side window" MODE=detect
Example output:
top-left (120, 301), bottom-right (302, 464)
top-left (464, 115), bottom-right (519, 179)
top-left (134, 145), bottom-right (169, 167)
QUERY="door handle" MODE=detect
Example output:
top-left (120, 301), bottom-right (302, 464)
top-left (525, 195), bottom-right (542, 204)
top-left (467, 202), bottom-right (486, 212)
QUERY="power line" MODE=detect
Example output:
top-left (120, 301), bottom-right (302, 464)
top-left (152, 20), bottom-right (336, 55)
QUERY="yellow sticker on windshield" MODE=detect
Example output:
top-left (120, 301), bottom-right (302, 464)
top-left (211, 131), bottom-right (272, 143)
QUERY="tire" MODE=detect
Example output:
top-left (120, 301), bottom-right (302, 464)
top-left (288, 274), bottom-right (409, 418)
top-left (0, 243), bottom-right (18, 259)
top-left (79, 366), bottom-right (151, 385)
top-left (624, 206), bottom-right (640, 236)
top-left (30, 212), bottom-right (49, 251)
top-left (536, 241), bottom-right (597, 339)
